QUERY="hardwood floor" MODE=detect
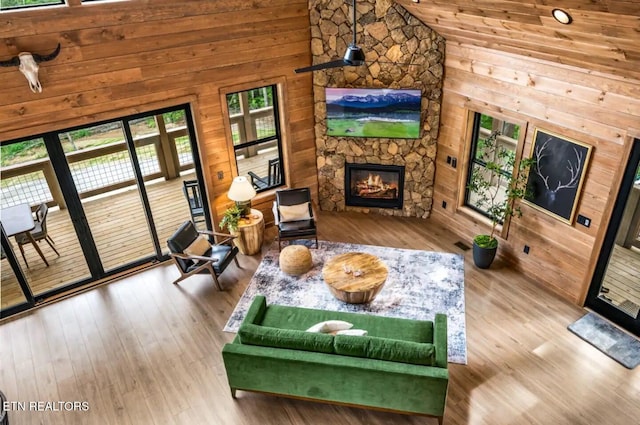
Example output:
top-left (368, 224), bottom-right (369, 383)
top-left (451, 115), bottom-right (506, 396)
top-left (1, 211), bottom-right (639, 425)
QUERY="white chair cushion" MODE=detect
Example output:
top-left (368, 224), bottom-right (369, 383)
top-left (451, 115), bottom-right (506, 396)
top-left (279, 202), bottom-right (311, 222)
top-left (184, 234), bottom-right (211, 256)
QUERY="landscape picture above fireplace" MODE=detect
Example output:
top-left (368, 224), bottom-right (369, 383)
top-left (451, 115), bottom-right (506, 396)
top-left (345, 163), bottom-right (405, 209)
top-left (325, 88), bottom-right (421, 139)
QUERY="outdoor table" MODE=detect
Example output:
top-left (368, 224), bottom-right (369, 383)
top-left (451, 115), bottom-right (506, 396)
top-left (1, 203), bottom-right (49, 266)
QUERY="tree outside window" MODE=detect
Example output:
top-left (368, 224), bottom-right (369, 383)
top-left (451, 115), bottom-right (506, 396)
top-left (465, 112), bottom-right (520, 219)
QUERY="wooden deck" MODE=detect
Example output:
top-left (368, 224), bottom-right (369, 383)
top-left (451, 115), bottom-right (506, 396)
top-left (236, 147), bottom-right (279, 185)
top-left (600, 244), bottom-right (640, 317)
top-left (1, 174), bottom-right (197, 310)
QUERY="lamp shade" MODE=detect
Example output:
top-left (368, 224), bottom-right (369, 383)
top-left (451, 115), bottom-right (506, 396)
top-left (228, 176), bottom-right (256, 202)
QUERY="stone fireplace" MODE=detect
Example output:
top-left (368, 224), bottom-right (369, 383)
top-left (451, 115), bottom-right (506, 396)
top-left (309, 0), bottom-right (445, 219)
top-left (345, 163), bottom-right (404, 209)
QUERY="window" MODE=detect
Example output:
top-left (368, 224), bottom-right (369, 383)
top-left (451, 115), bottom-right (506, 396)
top-left (226, 85), bottom-right (284, 192)
top-left (81, 0), bottom-right (127, 3)
top-left (465, 112), bottom-right (520, 220)
top-left (0, 0), bottom-right (64, 11)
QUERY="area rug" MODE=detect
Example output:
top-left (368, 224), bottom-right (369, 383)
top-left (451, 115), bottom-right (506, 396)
top-left (224, 240), bottom-right (467, 364)
top-left (568, 313), bottom-right (640, 369)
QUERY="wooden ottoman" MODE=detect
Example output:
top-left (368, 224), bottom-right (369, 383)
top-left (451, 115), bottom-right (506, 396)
top-left (279, 245), bottom-right (313, 276)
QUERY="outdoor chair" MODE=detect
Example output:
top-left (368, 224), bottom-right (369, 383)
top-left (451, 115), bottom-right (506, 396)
top-left (182, 180), bottom-right (206, 228)
top-left (15, 203), bottom-right (59, 268)
top-left (167, 220), bottom-right (240, 289)
top-left (274, 187), bottom-right (318, 251)
top-left (248, 158), bottom-right (281, 191)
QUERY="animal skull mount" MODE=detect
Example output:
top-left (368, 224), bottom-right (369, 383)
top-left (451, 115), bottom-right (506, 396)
top-left (0, 43), bottom-right (61, 93)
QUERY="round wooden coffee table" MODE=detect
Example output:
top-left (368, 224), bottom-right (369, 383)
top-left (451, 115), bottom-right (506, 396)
top-left (322, 252), bottom-right (388, 304)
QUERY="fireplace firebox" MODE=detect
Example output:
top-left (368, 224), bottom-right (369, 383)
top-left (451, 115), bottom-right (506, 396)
top-left (345, 163), bottom-right (405, 209)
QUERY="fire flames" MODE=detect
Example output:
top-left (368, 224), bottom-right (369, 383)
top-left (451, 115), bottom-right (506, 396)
top-left (355, 173), bottom-right (397, 198)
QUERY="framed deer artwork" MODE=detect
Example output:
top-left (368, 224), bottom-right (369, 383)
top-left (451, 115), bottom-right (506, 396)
top-left (524, 129), bottom-right (593, 224)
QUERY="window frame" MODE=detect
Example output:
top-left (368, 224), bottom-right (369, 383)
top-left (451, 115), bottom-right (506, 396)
top-left (0, 0), bottom-right (65, 12)
top-left (462, 110), bottom-right (528, 238)
top-left (220, 80), bottom-right (287, 194)
top-left (0, 0), bottom-right (128, 13)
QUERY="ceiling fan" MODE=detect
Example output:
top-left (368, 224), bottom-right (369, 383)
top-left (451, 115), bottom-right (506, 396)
top-left (295, 0), bottom-right (365, 74)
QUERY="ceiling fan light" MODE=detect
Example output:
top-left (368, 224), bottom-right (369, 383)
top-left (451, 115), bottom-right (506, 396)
top-left (552, 8), bottom-right (572, 25)
top-left (343, 45), bottom-right (365, 66)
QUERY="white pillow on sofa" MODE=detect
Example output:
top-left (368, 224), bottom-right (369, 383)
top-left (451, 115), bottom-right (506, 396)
top-left (336, 329), bottom-right (368, 336)
top-left (279, 202), bottom-right (311, 222)
top-left (306, 320), bottom-right (353, 333)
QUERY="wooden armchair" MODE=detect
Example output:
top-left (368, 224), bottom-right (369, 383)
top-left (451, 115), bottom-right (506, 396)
top-left (248, 158), bottom-right (281, 191)
top-left (182, 180), bottom-right (206, 229)
top-left (15, 203), bottom-right (59, 267)
top-left (167, 220), bottom-right (240, 289)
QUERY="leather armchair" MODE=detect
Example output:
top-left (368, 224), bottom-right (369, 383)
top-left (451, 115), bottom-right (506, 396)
top-left (167, 220), bottom-right (240, 289)
top-left (275, 188), bottom-right (318, 251)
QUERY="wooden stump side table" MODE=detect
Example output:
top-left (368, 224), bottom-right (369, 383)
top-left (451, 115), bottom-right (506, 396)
top-left (322, 252), bottom-right (388, 304)
top-left (233, 209), bottom-right (264, 255)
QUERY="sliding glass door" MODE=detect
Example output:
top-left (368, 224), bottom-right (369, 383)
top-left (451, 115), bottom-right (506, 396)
top-left (0, 104), bottom-right (208, 316)
top-left (58, 122), bottom-right (157, 271)
top-left (1, 228), bottom-right (33, 314)
top-left (586, 138), bottom-right (640, 336)
top-left (0, 137), bottom-right (92, 312)
top-left (126, 110), bottom-right (203, 255)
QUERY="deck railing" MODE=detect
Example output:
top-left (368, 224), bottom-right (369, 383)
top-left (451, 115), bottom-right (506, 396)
top-left (229, 106), bottom-right (277, 158)
top-left (0, 126), bottom-right (193, 210)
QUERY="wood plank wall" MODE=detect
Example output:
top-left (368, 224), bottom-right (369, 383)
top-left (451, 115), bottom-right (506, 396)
top-left (395, 0), bottom-right (640, 85)
top-left (0, 0), bottom-right (317, 226)
top-left (431, 42), bottom-right (640, 304)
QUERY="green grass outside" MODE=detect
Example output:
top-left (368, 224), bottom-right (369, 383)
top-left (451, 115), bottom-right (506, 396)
top-left (1, 132), bottom-right (191, 168)
top-left (326, 119), bottom-right (419, 139)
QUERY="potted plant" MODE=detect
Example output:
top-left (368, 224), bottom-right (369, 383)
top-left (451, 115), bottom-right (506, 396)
top-left (466, 130), bottom-right (534, 269)
top-left (220, 204), bottom-right (243, 233)
top-left (220, 204), bottom-right (264, 255)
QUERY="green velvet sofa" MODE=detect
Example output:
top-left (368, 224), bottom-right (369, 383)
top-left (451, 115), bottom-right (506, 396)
top-left (222, 295), bottom-right (449, 423)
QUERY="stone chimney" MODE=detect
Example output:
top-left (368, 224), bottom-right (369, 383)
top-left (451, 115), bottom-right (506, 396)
top-left (310, 0), bottom-right (444, 218)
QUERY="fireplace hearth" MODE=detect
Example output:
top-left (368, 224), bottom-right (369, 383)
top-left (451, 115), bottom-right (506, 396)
top-left (345, 163), bottom-right (405, 209)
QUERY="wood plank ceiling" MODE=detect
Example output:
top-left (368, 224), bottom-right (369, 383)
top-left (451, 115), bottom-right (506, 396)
top-left (395, 0), bottom-right (640, 81)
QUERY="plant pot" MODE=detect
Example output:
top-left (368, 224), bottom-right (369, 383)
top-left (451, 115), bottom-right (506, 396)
top-left (472, 241), bottom-right (498, 269)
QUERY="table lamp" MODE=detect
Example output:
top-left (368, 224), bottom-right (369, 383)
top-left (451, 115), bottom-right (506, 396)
top-left (228, 176), bottom-right (256, 217)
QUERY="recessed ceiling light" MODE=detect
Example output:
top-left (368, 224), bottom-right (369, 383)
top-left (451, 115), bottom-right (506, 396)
top-left (552, 8), bottom-right (572, 25)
